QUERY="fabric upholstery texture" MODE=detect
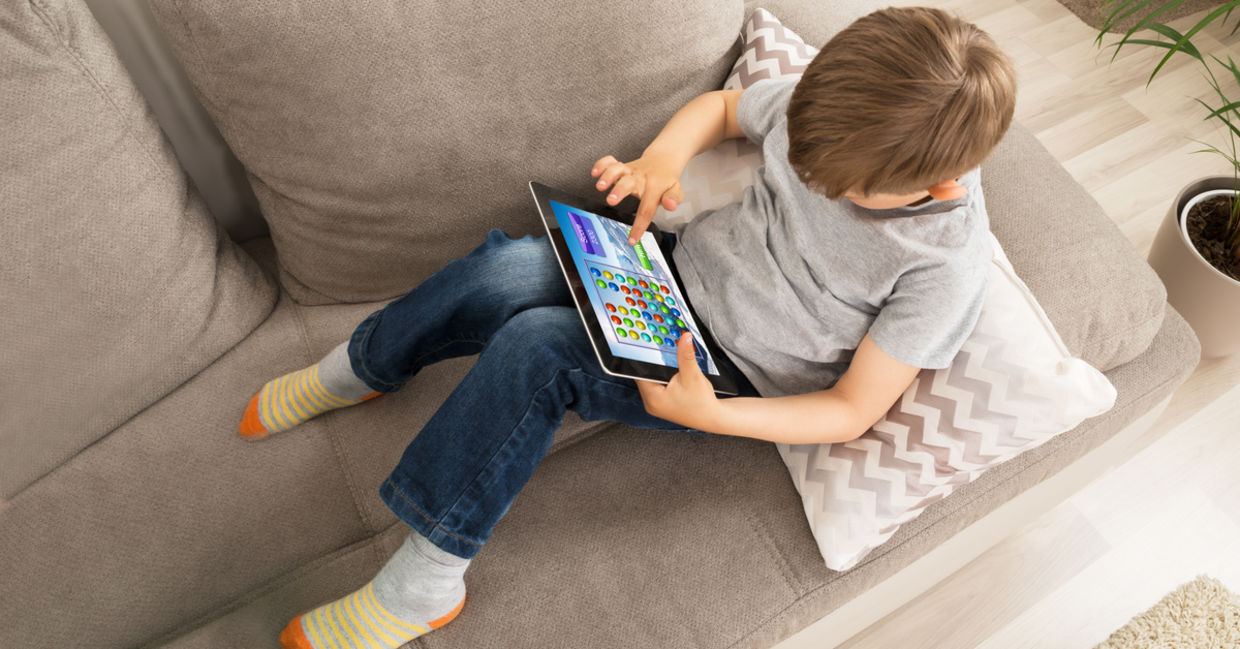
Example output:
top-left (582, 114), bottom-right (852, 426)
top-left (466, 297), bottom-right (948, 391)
top-left (983, 125), bottom-right (1167, 370)
top-left (780, 234), bottom-right (1118, 571)
top-left (0, 0), bottom-right (277, 498)
top-left (146, 0), bottom-right (744, 305)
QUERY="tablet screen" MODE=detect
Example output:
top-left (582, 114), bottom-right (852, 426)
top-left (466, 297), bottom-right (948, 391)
top-left (548, 200), bottom-right (720, 376)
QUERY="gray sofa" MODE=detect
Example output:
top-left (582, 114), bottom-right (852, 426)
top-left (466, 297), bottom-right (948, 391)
top-left (1, 1), bottom-right (1200, 648)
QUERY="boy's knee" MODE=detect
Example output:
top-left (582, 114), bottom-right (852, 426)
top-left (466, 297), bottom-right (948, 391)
top-left (490, 308), bottom-right (586, 364)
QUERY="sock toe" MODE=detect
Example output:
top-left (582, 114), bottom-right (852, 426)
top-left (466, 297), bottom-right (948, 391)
top-left (429, 594), bottom-right (466, 629)
top-left (278, 615), bottom-right (314, 649)
top-left (238, 393), bottom-right (269, 440)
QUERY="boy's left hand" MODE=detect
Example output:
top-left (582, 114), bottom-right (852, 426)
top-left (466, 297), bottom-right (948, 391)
top-left (635, 332), bottom-right (719, 430)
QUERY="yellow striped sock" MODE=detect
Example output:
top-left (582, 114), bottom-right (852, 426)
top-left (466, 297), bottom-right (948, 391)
top-left (279, 584), bottom-right (465, 649)
top-left (239, 363), bottom-right (380, 439)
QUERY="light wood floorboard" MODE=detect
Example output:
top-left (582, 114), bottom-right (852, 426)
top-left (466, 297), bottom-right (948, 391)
top-left (828, 0), bottom-right (1240, 647)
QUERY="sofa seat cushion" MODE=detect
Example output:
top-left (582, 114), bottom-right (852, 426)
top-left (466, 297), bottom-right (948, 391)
top-left (0, 0), bottom-right (278, 499)
top-left (147, 0), bottom-right (745, 305)
top-left (141, 310), bottom-right (1197, 649)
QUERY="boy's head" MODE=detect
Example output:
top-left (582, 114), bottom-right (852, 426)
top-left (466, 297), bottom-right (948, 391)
top-left (786, 7), bottom-right (1017, 205)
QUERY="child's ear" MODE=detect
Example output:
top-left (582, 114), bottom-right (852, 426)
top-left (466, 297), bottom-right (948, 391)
top-left (927, 179), bottom-right (967, 201)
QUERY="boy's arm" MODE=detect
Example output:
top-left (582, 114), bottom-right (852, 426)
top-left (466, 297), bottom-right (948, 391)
top-left (593, 89), bottom-right (745, 244)
top-left (637, 333), bottom-right (920, 445)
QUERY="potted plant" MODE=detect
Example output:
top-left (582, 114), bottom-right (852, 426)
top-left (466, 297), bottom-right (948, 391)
top-left (1097, 1), bottom-right (1240, 357)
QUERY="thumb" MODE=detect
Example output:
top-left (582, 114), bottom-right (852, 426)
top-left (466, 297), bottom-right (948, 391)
top-left (662, 183), bottom-right (685, 211)
top-left (676, 332), bottom-right (701, 375)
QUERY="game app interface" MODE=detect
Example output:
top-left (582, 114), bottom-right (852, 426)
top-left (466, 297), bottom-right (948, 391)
top-left (549, 200), bottom-right (719, 375)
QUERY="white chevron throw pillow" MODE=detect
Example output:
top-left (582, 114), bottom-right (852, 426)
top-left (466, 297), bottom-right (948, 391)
top-left (778, 234), bottom-right (1117, 571)
top-left (652, 8), bottom-right (817, 231)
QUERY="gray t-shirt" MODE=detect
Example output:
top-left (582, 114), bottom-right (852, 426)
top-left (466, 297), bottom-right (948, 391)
top-left (673, 78), bottom-right (991, 397)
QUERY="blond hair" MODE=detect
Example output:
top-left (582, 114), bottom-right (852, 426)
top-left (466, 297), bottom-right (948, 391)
top-left (786, 7), bottom-right (1017, 198)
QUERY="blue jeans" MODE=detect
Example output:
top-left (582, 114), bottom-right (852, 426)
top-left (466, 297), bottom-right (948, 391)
top-left (347, 229), bottom-right (759, 559)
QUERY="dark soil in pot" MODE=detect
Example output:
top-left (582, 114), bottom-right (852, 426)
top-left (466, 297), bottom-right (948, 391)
top-left (1185, 195), bottom-right (1240, 282)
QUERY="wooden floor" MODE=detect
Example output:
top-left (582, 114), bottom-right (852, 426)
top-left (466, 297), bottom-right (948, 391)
top-left (831, 1), bottom-right (1240, 647)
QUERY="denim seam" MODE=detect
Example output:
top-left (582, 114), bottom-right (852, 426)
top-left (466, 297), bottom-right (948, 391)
top-left (384, 478), bottom-right (483, 549)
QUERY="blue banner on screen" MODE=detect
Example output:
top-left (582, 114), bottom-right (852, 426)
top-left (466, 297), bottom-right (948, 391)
top-left (549, 200), bottom-right (719, 375)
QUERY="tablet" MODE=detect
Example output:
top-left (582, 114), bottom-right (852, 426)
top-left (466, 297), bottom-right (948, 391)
top-left (529, 182), bottom-right (738, 395)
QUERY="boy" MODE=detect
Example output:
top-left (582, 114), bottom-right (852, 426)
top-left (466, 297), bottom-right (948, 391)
top-left (248, 7), bottom-right (1016, 648)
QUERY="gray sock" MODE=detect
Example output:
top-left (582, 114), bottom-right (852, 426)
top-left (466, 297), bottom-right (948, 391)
top-left (318, 341), bottom-right (375, 402)
top-left (283, 531), bottom-right (469, 647)
top-left (372, 532), bottom-right (469, 621)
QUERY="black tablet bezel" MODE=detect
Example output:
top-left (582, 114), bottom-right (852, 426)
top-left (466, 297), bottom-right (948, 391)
top-left (529, 181), bottom-right (739, 396)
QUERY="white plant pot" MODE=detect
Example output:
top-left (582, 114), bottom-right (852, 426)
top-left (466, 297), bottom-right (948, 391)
top-left (1147, 177), bottom-right (1240, 358)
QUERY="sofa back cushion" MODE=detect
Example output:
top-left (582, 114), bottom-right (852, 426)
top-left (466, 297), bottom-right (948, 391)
top-left (0, 0), bottom-right (277, 498)
top-left (146, 0), bottom-right (744, 305)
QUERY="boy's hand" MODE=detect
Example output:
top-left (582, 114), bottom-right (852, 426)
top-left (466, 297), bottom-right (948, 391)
top-left (635, 332), bottom-right (719, 430)
top-left (591, 154), bottom-right (685, 245)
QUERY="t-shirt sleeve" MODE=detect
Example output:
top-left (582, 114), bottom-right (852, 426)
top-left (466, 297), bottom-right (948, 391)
top-left (737, 78), bottom-right (798, 145)
top-left (868, 247), bottom-right (991, 370)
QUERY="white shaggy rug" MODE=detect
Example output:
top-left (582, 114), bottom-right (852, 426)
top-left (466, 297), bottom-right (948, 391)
top-left (1092, 575), bottom-right (1240, 649)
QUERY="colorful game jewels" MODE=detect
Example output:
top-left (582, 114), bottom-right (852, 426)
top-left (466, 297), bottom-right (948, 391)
top-left (588, 262), bottom-right (694, 353)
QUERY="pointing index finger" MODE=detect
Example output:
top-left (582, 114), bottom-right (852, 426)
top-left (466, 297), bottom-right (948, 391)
top-left (627, 211), bottom-right (654, 246)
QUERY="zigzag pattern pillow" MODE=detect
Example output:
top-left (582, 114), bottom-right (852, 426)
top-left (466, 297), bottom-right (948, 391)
top-left (652, 8), bottom-right (817, 231)
top-left (777, 234), bottom-right (1117, 571)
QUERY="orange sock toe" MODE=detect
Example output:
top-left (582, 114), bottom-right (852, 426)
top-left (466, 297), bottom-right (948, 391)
top-left (278, 615), bottom-right (313, 649)
top-left (238, 393), bottom-right (269, 440)
top-left (429, 594), bottom-right (466, 629)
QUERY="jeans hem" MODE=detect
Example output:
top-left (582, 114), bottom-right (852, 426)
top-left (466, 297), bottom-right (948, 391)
top-left (348, 311), bottom-right (404, 393)
top-left (379, 478), bottom-right (482, 560)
